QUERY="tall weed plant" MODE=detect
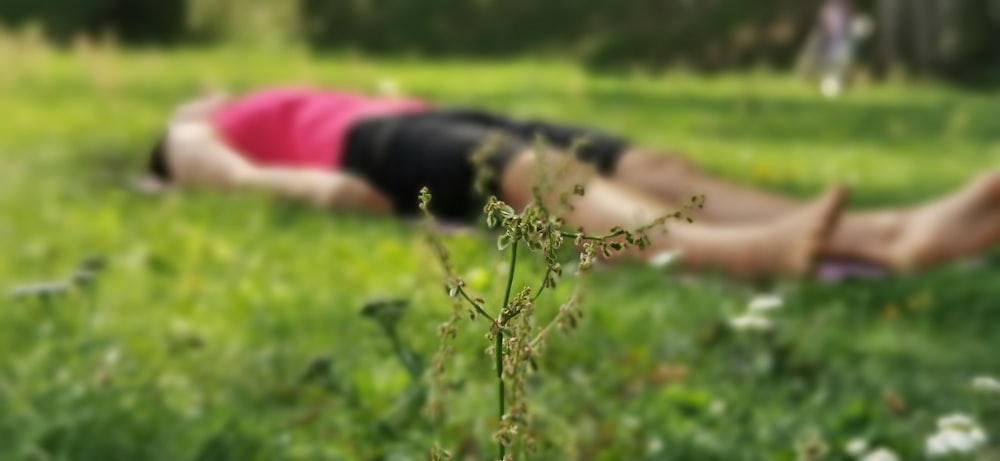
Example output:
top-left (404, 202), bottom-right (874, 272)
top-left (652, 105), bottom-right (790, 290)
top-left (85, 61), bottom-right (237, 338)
top-left (420, 141), bottom-right (699, 460)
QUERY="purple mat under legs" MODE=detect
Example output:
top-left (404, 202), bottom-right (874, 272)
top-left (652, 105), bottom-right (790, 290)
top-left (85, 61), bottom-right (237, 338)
top-left (816, 261), bottom-right (889, 282)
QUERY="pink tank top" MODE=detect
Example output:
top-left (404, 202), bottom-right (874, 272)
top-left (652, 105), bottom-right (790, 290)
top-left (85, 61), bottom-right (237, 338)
top-left (212, 87), bottom-right (430, 169)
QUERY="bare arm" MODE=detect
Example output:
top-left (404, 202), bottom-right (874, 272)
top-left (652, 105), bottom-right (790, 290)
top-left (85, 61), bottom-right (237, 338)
top-left (164, 119), bottom-right (394, 214)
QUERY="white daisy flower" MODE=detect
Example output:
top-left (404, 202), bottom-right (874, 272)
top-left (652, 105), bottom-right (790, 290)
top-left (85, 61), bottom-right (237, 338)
top-left (926, 431), bottom-right (949, 457)
top-left (926, 413), bottom-right (988, 457)
top-left (709, 399), bottom-right (727, 416)
top-left (645, 436), bottom-right (664, 455)
top-left (860, 447), bottom-right (899, 461)
top-left (729, 312), bottom-right (773, 332)
top-left (747, 294), bottom-right (784, 312)
top-left (648, 249), bottom-right (683, 268)
top-left (844, 438), bottom-right (869, 457)
top-left (971, 375), bottom-right (1000, 394)
top-left (938, 413), bottom-right (977, 431)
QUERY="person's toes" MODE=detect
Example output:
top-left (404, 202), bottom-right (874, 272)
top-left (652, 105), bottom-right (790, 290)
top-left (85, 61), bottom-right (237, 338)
top-left (787, 184), bottom-right (848, 276)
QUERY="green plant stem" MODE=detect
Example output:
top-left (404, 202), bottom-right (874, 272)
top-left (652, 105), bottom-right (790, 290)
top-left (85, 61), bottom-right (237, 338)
top-left (560, 230), bottom-right (625, 242)
top-left (530, 291), bottom-right (579, 348)
top-left (530, 267), bottom-right (553, 302)
top-left (497, 241), bottom-right (518, 460)
top-left (456, 286), bottom-right (497, 325)
top-left (557, 209), bottom-right (683, 243)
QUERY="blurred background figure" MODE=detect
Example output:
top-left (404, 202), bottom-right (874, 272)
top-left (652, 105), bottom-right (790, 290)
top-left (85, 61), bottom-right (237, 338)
top-left (816, 0), bottom-right (854, 97)
top-left (801, 0), bottom-right (873, 98)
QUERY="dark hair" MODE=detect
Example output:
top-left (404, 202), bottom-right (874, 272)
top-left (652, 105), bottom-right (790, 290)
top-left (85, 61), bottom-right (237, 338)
top-left (147, 134), bottom-right (172, 181)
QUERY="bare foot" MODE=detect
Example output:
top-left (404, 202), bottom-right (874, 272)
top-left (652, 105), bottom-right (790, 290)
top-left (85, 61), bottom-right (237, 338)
top-left (667, 184), bottom-right (846, 279)
top-left (890, 172), bottom-right (1000, 271)
top-left (781, 184), bottom-right (848, 276)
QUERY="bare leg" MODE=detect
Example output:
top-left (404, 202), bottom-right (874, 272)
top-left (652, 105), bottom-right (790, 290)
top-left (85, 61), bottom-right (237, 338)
top-left (499, 150), bottom-right (846, 279)
top-left (613, 149), bottom-right (1000, 271)
top-left (613, 149), bottom-right (801, 222)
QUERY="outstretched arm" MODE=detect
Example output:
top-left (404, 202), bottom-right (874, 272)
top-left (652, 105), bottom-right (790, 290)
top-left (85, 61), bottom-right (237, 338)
top-left (163, 119), bottom-right (394, 215)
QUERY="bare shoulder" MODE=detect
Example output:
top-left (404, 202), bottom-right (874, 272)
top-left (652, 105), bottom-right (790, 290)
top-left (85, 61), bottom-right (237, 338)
top-left (169, 92), bottom-right (230, 125)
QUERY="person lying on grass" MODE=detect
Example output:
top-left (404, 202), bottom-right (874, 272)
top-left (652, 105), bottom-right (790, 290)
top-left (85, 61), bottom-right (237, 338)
top-left (143, 86), bottom-right (1000, 279)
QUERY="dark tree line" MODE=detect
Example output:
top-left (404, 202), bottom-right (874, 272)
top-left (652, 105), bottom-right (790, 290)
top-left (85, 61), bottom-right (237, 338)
top-left (1, 0), bottom-right (997, 82)
top-left (872, 0), bottom-right (1000, 80)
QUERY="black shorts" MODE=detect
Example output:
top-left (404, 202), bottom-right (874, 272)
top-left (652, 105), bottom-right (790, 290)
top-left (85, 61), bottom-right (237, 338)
top-left (343, 109), bottom-right (629, 220)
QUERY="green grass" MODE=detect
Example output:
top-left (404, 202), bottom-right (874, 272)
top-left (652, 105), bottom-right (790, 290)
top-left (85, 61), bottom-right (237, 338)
top-left (1, 40), bottom-right (999, 460)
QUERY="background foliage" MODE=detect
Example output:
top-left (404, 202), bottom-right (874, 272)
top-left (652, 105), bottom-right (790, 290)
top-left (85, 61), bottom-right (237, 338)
top-left (1, 0), bottom-right (999, 81)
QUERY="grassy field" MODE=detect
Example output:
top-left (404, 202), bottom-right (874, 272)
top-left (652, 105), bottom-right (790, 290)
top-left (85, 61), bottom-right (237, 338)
top-left (1, 38), bottom-right (999, 460)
